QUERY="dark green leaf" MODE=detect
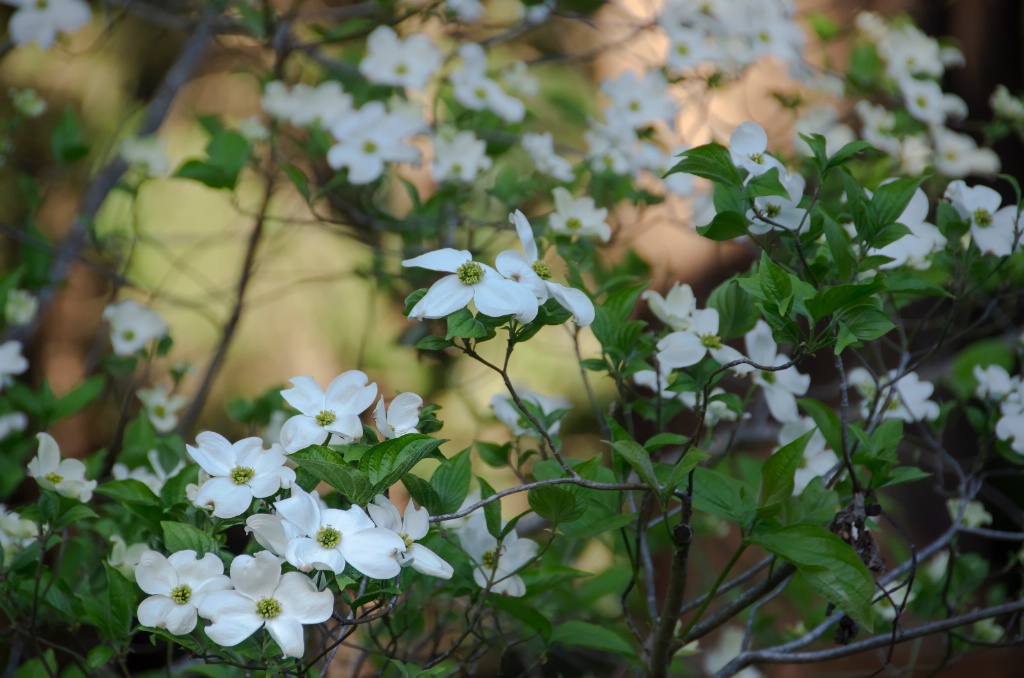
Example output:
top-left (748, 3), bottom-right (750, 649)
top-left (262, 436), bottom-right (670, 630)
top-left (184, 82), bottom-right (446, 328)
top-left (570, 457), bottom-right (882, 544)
top-left (707, 277), bottom-right (759, 339)
top-left (359, 434), bottom-right (446, 496)
top-left (51, 376), bottom-right (105, 421)
top-left (478, 478), bottom-right (502, 540)
top-left (697, 210), bottom-right (749, 241)
top-left (612, 440), bottom-right (661, 497)
top-left (664, 143), bottom-right (743, 186)
top-left (51, 109), bottom-right (89, 163)
top-left (105, 564), bottom-right (135, 640)
top-left (550, 621), bottom-right (638, 661)
top-left (759, 430), bottom-right (814, 508)
top-left (290, 446), bottom-right (373, 503)
top-left (692, 466), bottom-right (757, 528)
top-left (528, 485), bottom-right (579, 524)
top-left (161, 521), bottom-right (221, 557)
top-left (96, 479), bottom-right (161, 506)
top-left (431, 446), bottom-right (471, 514)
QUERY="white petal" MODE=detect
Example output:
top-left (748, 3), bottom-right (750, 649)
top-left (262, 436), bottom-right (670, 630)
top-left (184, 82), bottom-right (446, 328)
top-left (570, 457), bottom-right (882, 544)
top-left (200, 590), bottom-right (264, 647)
top-left (510, 210), bottom-right (538, 263)
top-left (265, 616), bottom-right (307, 658)
top-left (546, 283), bottom-right (595, 326)
top-left (656, 332), bottom-right (705, 369)
top-left (367, 495), bottom-right (402, 532)
top-left (136, 552), bottom-right (178, 596)
top-left (246, 514), bottom-right (290, 555)
top-left (138, 596), bottom-right (197, 634)
top-left (404, 543), bottom-right (453, 579)
top-left (279, 415), bottom-right (328, 454)
top-left (196, 478), bottom-right (252, 519)
top-left (275, 487), bottom-right (323, 536)
top-left (401, 248), bottom-right (471, 272)
top-left (281, 377), bottom-right (326, 416)
top-left (187, 433), bottom-right (234, 477)
top-left (410, 276), bottom-right (474, 319)
top-left (340, 528), bottom-right (405, 579)
top-left (230, 552), bottom-right (282, 601)
top-left (275, 571), bottom-right (335, 624)
top-left (285, 537), bottom-right (346, 573)
top-left (387, 392), bottom-right (422, 433)
top-left (33, 433), bottom-right (60, 475)
top-left (473, 278), bottom-right (539, 322)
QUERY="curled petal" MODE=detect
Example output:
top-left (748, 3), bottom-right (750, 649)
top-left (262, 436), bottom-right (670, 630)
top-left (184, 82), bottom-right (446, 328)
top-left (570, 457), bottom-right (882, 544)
top-left (403, 501), bottom-right (430, 541)
top-left (510, 210), bottom-right (538, 263)
top-left (340, 528), bottom-right (405, 579)
top-left (138, 595), bottom-right (197, 635)
top-left (196, 477), bottom-right (252, 519)
top-left (367, 495), bottom-right (402, 532)
top-left (265, 616), bottom-right (306, 659)
top-left (275, 487), bottom-right (323, 537)
top-left (279, 415), bottom-right (328, 454)
top-left (546, 283), bottom-right (595, 326)
top-left (402, 248), bottom-right (471, 272)
top-left (404, 543), bottom-right (453, 579)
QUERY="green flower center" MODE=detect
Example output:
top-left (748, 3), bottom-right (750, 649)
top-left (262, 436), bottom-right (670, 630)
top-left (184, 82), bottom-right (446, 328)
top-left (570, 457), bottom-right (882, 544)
top-left (170, 583), bottom-right (191, 605)
top-left (316, 410), bottom-right (336, 426)
top-left (474, 87), bottom-right (487, 100)
top-left (886, 395), bottom-right (903, 412)
top-left (153, 405), bottom-right (167, 417)
top-left (122, 330), bottom-right (136, 342)
top-left (230, 466), bottom-right (255, 485)
top-left (362, 140), bottom-right (378, 154)
top-left (400, 532), bottom-right (414, 549)
top-left (317, 526), bottom-right (340, 549)
top-left (973, 208), bottom-right (993, 228)
top-left (482, 550), bottom-right (498, 568)
top-left (256, 597), bottom-right (282, 619)
top-left (451, 163), bottom-right (462, 174)
top-left (456, 261), bottom-right (484, 285)
top-left (629, 100), bottom-right (641, 112)
top-left (531, 261), bottom-right (552, 280)
top-left (700, 333), bottom-right (722, 350)
top-left (677, 44), bottom-right (690, 56)
top-left (395, 63), bottom-right (408, 75)
top-left (915, 95), bottom-right (927, 109)
top-left (566, 217), bottom-right (583, 231)
top-left (761, 370), bottom-right (776, 384)
top-left (44, 471), bottom-right (63, 485)
top-left (34, 0), bottom-right (48, 8)
top-left (748, 152), bottom-right (764, 165)
top-left (759, 30), bottom-right (770, 43)
top-left (764, 203), bottom-right (782, 218)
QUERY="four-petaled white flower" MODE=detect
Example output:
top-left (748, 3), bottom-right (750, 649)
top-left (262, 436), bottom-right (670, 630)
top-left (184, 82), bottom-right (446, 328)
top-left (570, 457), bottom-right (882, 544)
top-left (198, 551), bottom-right (334, 659)
top-left (522, 132), bottom-right (574, 183)
top-left (274, 486), bottom-right (405, 579)
top-left (974, 364), bottom-right (1014, 400)
top-left (656, 308), bottom-right (746, 371)
top-left (491, 390), bottom-right (568, 437)
top-left (871, 186), bottom-right (946, 270)
top-left (0, 340), bottom-right (29, 389)
top-left (496, 210), bottom-right (595, 326)
top-left (744, 321), bottom-right (810, 423)
top-left (730, 122), bottom-right (785, 178)
top-left (27, 432), bottom-right (96, 502)
top-left (108, 535), bottom-right (151, 581)
top-left (432, 130), bottom-right (492, 183)
top-left (327, 102), bottom-right (424, 184)
top-left (368, 495), bottom-right (454, 579)
top-left (945, 180), bottom-right (1021, 257)
top-left (137, 385), bottom-right (188, 434)
top-left (849, 368), bottom-right (940, 423)
top-left (186, 432), bottom-right (295, 518)
top-left (747, 171), bottom-right (807, 235)
top-left (0, 504), bottom-right (37, 563)
top-left (120, 136), bottom-right (169, 177)
top-left (450, 44), bottom-right (525, 123)
top-left (643, 282), bottom-right (696, 331)
top-left (947, 499), bottom-right (992, 528)
top-left (549, 187), bottom-right (611, 242)
top-left (112, 449), bottom-right (185, 495)
top-left (3, 0), bottom-right (91, 50)
top-left (103, 300), bottom-right (168, 356)
top-left (359, 26), bottom-right (442, 91)
top-left (136, 550), bottom-right (231, 635)
top-left (5, 289), bottom-right (38, 325)
top-left (402, 248), bottom-right (539, 322)
top-left (601, 70), bottom-right (676, 130)
top-left (459, 511), bottom-right (538, 597)
top-left (374, 392), bottom-right (422, 439)
top-left (279, 371), bottom-right (378, 453)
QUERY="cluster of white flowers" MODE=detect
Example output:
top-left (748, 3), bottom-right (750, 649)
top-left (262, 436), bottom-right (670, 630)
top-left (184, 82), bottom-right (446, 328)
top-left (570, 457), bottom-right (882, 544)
top-left (973, 364), bottom-right (1024, 455)
top-left (848, 368), bottom-right (940, 423)
top-left (403, 211), bottom-right (595, 326)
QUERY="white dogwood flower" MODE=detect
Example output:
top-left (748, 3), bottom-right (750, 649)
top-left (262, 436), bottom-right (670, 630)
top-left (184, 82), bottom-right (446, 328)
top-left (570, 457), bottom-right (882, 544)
top-left (730, 122), bottom-right (785, 177)
top-left (359, 26), bottom-right (442, 91)
top-left (0, 340), bottom-right (28, 389)
top-left (403, 248), bottom-right (539, 322)
top-left (849, 368), bottom-right (940, 422)
top-left (744, 321), bottom-right (809, 423)
top-left (374, 392), bottom-right (422, 439)
top-left (459, 511), bottom-right (538, 597)
top-left (198, 551), bottom-right (334, 658)
top-left (274, 486), bottom-right (405, 579)
top-left (27, 433), bottom-right (96, 502)
top-left (3, 0), bottom-right (91, 50)
top-left (945, 180), bottom-right (1021, 257)
top-left (368, 495), bottom-right (454, 578)
top-left (327, 102), bottom-right (424, 184)
top-left (186, 432), bottom-right (295, 518)
top-left (549, 187), bottom-right (611, 242)
top-left (108, 535), bottom-right (151, 581)
top-left (432, 130), bottom-right (492, 183)
top-left (278, 371), bottom-right (378, 453)
top-left (103, 300), bottom-right (168, 356)
top-left (495, 211), bottom-right (595, 325)
top-left (656, 309), bottom-right (746, 371)
top-left (522, 132), bottom-right (574, 183)
top-left (136, 550), bottom-right (230, 635)
top-left (450, 44), bottom-right (525, 123)
top-left (137, 385), bottom-right (188, 434)
top-left (5, 289), bottom-right (38, 325)
top-left (643, 282), bottom-right (696, 331)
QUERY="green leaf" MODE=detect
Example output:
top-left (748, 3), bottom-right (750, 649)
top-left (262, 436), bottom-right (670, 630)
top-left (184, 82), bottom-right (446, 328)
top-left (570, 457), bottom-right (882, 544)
top-left (161, 521), bottom-right (221, 558)
top-left (403, 289), bottom-right (427, 316)
top-left (445, 308), bottom-right (494, 340)
top-left (807, 280), bottom-right (884, 322)
top-left (798, 399), bottom-right (844, 457)
top-left (759, 252), bottom-right (793, 314)
top-left (550, 621), bottom-right (638, 660)
top-left (282, 164), bottom-right (310, 202)
top-left (291, 446), bottom-right (373, 503)
top-left (51, 109), bottom-right (89, 163)
top-left (747, 524), bottom-right (874, 631)
top-left (825, 140), bottom-right (874, 174)
top-left (528, 485), bottom-right (580, 524)
top-left (707, 277), bottom-right (759, 339)
top-left (692, 466), bottom-right (757, 528)
top-left (697, 210), bottom-right (749, 241)
top-left (476, 440), bottom-right (510, 467)
top-left (612, 440), bottom-right (661, 497)
top-left (104, 564), bottom-right (135, 640)
top-left (869, 177), bottom-right (927, 233)
top-left (415, 335), bottom-right (454, 351)
top-left (51, 375), bottom-right (105, 421)
top-left (664, 447), bottom-right (710, 495)
top-left (359, 434), bottom-right (446, 496)
top-left (664, 143), bottom-right (743, 186)
top-left (54, 503), bottom-right (98, 530)
top-left (759, 430), bottom-right (814, 508)
top-left (494, 595), bottom-right (552, 643)
top-left (834, 303), bottom-right (895, 352)
top-left (742, 167), bottom-right (789, 200)
top-left (478, 478), bottom-right (502, 540)
top-left (431, 446), bottom-right (471, 514)
top-left (644, 432), bottom-right (689, 451)
top-left (96, 479), bottom-right (161, 506)
top-left (174, 129), bottom-right (251, 190)
top-left (87, 646), bottom-right (115, 669)
top-left (822, 215), bottom-right (856, 282)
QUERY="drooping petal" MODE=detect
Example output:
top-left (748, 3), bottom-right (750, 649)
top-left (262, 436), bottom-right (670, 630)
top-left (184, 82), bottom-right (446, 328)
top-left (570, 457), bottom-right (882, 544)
top-left (196, 477), bottom-right (252, 519)
top-left (367, 495), bottom-right (403, 532)
top-left (265, 616), bottom-right (307, 659)
top-left (136, 552), bottom-right (178, 596)
top-left (199, 590), bottom-right (264, 647)
top-left (656, 331), bottom-right (705, 369)
top-left (495, 251), bottom-right (547, 301)
top-left (187, 433), bottom-right (234, 477)
top-left (275, 571), bottom-right (335, 624)
top-left (510, 210), bottom-right (538, 263)
top-left (138, 595), bottom-right (197, 634)
top-left (246, 513), bottom-right (290, 555)
top-left (340, 528), bottom-right (405, 579)
top-left (403, 501), bottom-right (430, 541)
top-left (401, 248), bottom-right (471, 273)
top-left (546, 282), bottom-right (595, 326)
top-left (325, 505), bottom-right (376, 534)
top-left (279, 415), bottom-right (328, 454)
top-left (409, 276), bottom-right (474, 319)
top-left (404, 543), bottom-right (454, 579)
top-left (230, 552), bottom-right (282, 601)
top-left (280, 377), bottom-right (325, 416)
top-left (473, 277), bottom-right (539, 322)
top-left (274, 487), bottom-right (323, 537)
top-left (285, 537), bottom-right (346, 573)
top-left (386, 393), bottom-right (422, 434)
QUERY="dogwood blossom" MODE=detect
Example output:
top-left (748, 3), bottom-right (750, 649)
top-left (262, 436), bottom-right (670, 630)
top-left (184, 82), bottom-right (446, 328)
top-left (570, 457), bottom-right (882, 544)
top-left (359, 26), bottom-right (442, 91)
top-left (4, 289), bottom-right (38, 325)
top-left (327, 102), bottom-right (424, 184)
top-left (854, 100), bottom-right (901, 155)
top-left (136, 550), bottom-right (231, 635)
top-left (0, 411), bottom-right (27, 440)
top-left (108, 535), bottom-right (151, 581)
top-left (368, 495), bottom-right (454, 578)
top-left (491, 390), bottom-right (568, 437)
top-left (0, 504), bottom-right (37, 563)
top-left (584, 110), bottom-right (636, 175)
top-left (778, 418), bottom-right (836, 494)
top-left (431, 130), bottom-right (492, 183)
top-left (374, 392), bottom-right (422, 439)
top-left (744, 321), bottom-right (809, 422)
top-left (137, 385), bottom-right (188, 434)
top-left (522, 132), bottom-right (574, 183)
top-left (679, 387), bottom-right (742, 427)
top-left (402, 248), bottom-right (539, 322)
top-left (0, 340), bottom-right (28, 388)
top-left (278, 371), bottom-right (378, 453)
top-left (933, 126), bottom-right (999, 177)
top-left (119, 136), bottom-right (169, 177)
top-left (112, 449), bottom-right (185, 495)
top-left (103, 300), bottom-right (168, 356)
top-left (729, 122), bottom-right (785, 177)
top-left (3, 0), bottom-right (91, 50)
top-left (27, 433), bottom-right (96, 502)
top-left (870, 186), bottom-right (946, 269)
top-left (9, 88), bottom-right (46, 118)
top-left (748, 171), bottom-right (807, 234)
top-left (848, 368), bottom-right (940, 422)
top-left (198, 551), bottom-right (333, 658)
top-left (186, 432), bottom-right (294, 518)
top-left (947, 499), bottom-right (992, 528)
top-left (274, 486), bottom-right (405, 578)
top-left (450, 44), bottom-right (525, 123)
top-left (974, 364), bottom-right (1014, 400)
top-left (643, 283), bottom-right (696, 331)
top-left (601, 71), bottom-right (676, 130)
top-left (945, 180), bottom-right (1021, 257)
top-left (549, 187), bottom-right (611, 242)
top-left (496, 210), bottom-right (595, 325)
top-left (656, 309), bottom-right (746, 371)
top-left (459, 511), bottom-right (538, 596)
